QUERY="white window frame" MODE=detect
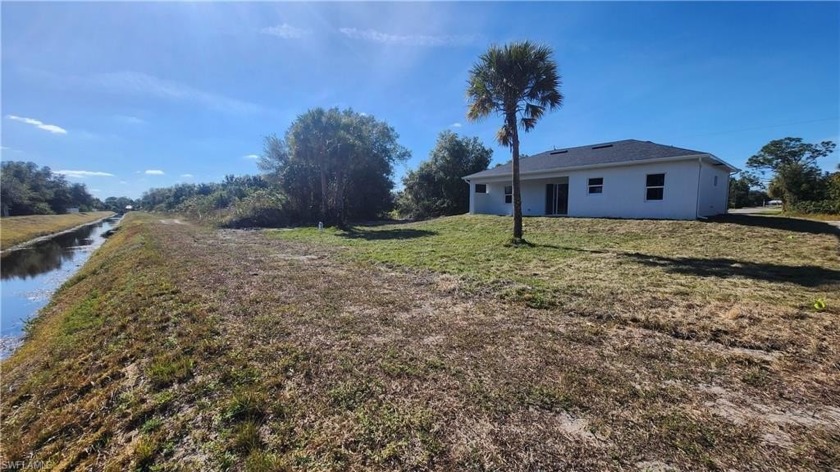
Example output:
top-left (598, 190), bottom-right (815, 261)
top-left (587, 177), bottom-right (604, 195)
top-left (504, 185), bottom-right (512, 204)
top-left (645, 173), bottom-right (665, 201)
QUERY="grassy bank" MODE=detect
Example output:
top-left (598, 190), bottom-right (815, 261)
top-left (783, 212), bottom-right (840, 222)
top-left (2, 213), bottom-right (838, 470)
top-left (740, 206), bottom-right (840, 222)
top-left (0, 211), bottom-right (115, 251)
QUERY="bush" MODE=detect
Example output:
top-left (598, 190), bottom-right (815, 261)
top-left (222, 190), bottom-right (291, 228)
top-left (789, 199), bottom-right (840, 215)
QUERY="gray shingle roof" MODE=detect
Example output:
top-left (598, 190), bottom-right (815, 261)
top-left (464, 139), bottom-right (711, 180)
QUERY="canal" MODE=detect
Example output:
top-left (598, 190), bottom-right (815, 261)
top-left (0, 215), bottom-right (122, 358)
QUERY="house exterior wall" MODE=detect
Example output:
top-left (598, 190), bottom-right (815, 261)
top-left (697, 162), bottom-right (731, 217)
top-left (521, 177), bottom-right (568, 216)
top-left (471, 182), bottom-right (511, 215)
top-left (468, 159), bottom-right (706, 220)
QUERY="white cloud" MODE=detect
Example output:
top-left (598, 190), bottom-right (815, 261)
top-left (338, 28), bottom-right (476, 47)
top-left (6, 115), bottom-right (68, 134)
top-left (86, 71), bottom-right (262, 114)
top-left (55, 170), bottom-right (115, 178)
top-left (243, 154), bottom-right (260, 160)
top-left (261, 23), bottom-right (310, 39)
top-left (115, 115), bottom-right (146, 125)
top-left (450, 122), bottom-right (462, 128)
top-left (180, 173), bottom-right (194, 178)
top-left (119, 180), bottom-right (129, 184)
top-left (145, 169), bottom-right (165, 175)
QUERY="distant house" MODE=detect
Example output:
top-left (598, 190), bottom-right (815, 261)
top-left (66, 207), bottom-right (80, 214)
top-left (463, 139), bottom-right (738, 220)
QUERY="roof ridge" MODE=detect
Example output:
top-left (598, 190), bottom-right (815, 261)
top-left (550, 138), bottom-right (639, 151)
top-left (463, 139), bottom-right (719, 180)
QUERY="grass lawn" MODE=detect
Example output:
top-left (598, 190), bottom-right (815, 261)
top-left (0, 211), bottom-right (115, 251)
top-left (273, 214), bottom-right (840, 351)
top-left (2, 213), bottom-right (838, 470)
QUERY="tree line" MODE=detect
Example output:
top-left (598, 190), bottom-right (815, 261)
top-left (0, 161), bottom-right (139, 216)
top-left (730, 137), bottom-right (838, 213)
top-left (1, 161), bottom-right (99, 216)
top-left (138, 109), bottom-right (493, 228)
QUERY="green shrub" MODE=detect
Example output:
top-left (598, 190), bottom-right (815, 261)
top-left (223, 190), bottom-right (291, 228)
top-left (789, 199), bottom-right (840, 214)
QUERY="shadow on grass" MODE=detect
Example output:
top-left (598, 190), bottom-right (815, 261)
top-left (351, 219), bottom-right (419, 227)
top-left (340, 227), bottom-right (437, 241)
top-left (707, 214), bottom-right (840, 238)
top-left (530, 242), bottom-right (611, 254)
top-left (625, 253), bottom-right (840, 287)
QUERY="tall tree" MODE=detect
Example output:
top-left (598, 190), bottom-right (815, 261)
top-left (259, 108), bottom-right (410, 226)
top-left (398, 131), bottom-right (493, 219)
top-left (746, 137), bottom-right (835, 210)
top-left (466, 41), bottom-right (563, 243)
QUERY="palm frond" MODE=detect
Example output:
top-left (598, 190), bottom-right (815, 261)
top-left (465, 40), bottom-right (563, 146)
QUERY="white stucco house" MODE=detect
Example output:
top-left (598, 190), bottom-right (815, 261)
top-left (463, 139), bottom-right (738, 220)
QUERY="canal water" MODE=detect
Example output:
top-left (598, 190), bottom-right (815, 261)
top-left (0, 216), bottom-right (121, 358)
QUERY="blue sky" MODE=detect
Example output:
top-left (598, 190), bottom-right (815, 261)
top-left (2, 2), bottom-right (838, 199)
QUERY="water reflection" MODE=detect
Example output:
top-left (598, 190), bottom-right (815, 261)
top-left (0, 216), bottom-right (120, 358)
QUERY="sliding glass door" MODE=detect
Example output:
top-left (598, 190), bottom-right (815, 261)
top-left (545, 183), bottom-right (569, 215)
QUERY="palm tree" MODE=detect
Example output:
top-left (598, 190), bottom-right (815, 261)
top-left (466, 41), bottom-right (563, 243)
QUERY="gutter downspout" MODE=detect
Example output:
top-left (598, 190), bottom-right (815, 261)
top-left (695, 157), bottom-right (703, 219)
top-left (463, 178), bottom-right (473, 214)
top-left (724, 170), bottom-right (733, 215)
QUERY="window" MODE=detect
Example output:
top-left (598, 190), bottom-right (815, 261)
top-left (646, 173), bottom-right (665, 200)
top-left (588, 177), bottom-right (603, 194)
top-left (475, 184), bottom-right (487, 194)
top-left (714, 175), bottom-right (718, 187)
top-left (504, 186), bottom-right (512, 203)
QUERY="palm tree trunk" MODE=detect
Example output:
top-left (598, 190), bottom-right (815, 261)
top-left (320, 167), bottom-right (328, 223)
top-left (509, 115), bottom-right (523, 242)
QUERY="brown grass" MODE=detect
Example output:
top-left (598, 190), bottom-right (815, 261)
top-left (0, 211), bottom-right (115, 251)
top-left (1, 213), bottom-right (838, 470)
